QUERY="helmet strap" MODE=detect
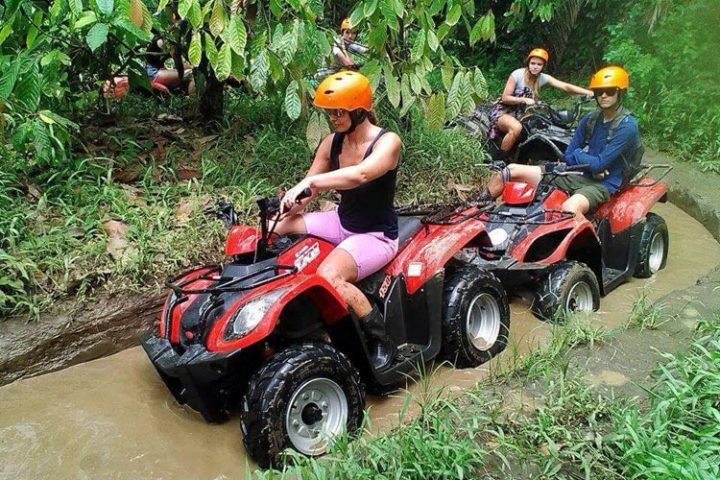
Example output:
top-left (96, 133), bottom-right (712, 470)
top-left (347, 109), bottom-right (367, 134)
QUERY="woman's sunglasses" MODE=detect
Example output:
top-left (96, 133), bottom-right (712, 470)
top-left (325, 109), bottom-right (347, 118)
top-left (594, 87), bottom-right (619, 97)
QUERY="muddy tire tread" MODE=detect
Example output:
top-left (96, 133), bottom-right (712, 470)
top-left (240, 343), bottom-right (364, 468)
top-left (532, 260), bottom-right (600, 321)
top-left (441, 266), bottom-right (510, 368)
top-left (634, 212), bottom-right (669, 279)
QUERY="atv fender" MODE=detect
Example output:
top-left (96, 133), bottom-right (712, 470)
top-left (225, 225), bottom-right (260, 256)
top-left (208, 274), bottom-right (348, 352)
top-left (513, 218), bottom-right (598, 265)
top-left (594, 179), bottom-right (668, 233)
top-left (386, 219), bottom-right (489, 294)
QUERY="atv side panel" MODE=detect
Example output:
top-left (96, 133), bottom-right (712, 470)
top-left (386, 219), bottom-right (489, 294)
top-left (594, 179), bottom-right (668, 233)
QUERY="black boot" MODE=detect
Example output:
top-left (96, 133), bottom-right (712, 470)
top-left (359, 306), bottom-right (396, 370)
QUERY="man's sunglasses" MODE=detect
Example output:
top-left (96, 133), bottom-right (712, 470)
top-left (593, 87), bottom-right (619, 97)
top-left (324, 109), bottom-right (347, 118)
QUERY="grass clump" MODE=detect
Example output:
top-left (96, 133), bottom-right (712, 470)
top-left (250, 312), bottom-right (720, 480)
top-left (626, 287), bottom-right (671, 331)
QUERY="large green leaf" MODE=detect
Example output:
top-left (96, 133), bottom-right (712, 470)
top-left (426, 92), bottom-right (446, 130)
top-left (249, 50), bottom-right (269, 91)
top-left (38, 110), bottom-right (79, 130)
top-left (188, 0), bottom-right (202, 29)
top-left (0, 59), bottom-right (20, 98)
top-left (189, 33), bottom-right (202, 66)
top-left (446, 4), bottom-right (462, 26)
top-left (178, 0), bottom-right (191, 17)
top-left (225, 15), bottom-right (247, 56)
top-left (306, 111), bottom-right (329, 150)
top-left (96, 0), bottom-right (114, 16)
top-left (15, 65), bottom-right (41, 110)
top-left (285, 80), bottom-right (301, 120)
top-left (33, 121), bottom-right (54, 162)
top-left (383, 65), bottom-right (401, 108)
top-left (364, 0), bottom-right (379, 18)
top-left (86, 22), bottom-right (109, 51)
top-left (411, 30), bottom-right (426, 63)
top-left (0, 18), bottom-right (13, 48)
top-left (204, 33), bottom-right (218, 65)
top-left (215, 43), bottom-right (232, 81)
top-left (446, 71), bottom-right (463, 119)
top-left (69, 0), bottom-right (83, 15)
top-left (231, 51), bottom-right (244, 79)
top-left (441, 58), bottom-right (453, 91)
top-left (74, 11), bottom-right (97, 29)
top-left (209, 0), bottom-right (226, 37)
top-left (427, 30), bottom-right (439, 51)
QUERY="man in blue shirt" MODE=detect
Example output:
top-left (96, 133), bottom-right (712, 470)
top-left (480, 66), bottom-right (641, 217)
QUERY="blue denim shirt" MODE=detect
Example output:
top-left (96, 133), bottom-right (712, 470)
top-left (563, 112), bottom-right (640, 194)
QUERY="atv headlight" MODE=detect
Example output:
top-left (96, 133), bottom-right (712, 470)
top-left (225, 288), bottom-right (288, 340)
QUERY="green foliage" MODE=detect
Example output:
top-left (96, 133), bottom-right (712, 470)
top-left (604, 0), bottom-right (720, 171)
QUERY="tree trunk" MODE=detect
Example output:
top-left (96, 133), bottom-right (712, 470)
top-left (198, 62), bottom-right (224, 126)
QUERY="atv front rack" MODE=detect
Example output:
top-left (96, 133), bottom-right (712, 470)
top-left (166, 264), bottom-right (298, 296)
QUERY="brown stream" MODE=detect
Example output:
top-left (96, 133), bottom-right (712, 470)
top-left (1, 203), bottom-right (719, 480)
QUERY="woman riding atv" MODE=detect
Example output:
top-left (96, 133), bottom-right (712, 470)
top-left (481, 66), bottom-right (641, 219)
top-left (332, 18), bottom-right (369, 70)
top-left (490, 48), bottom-right (593, 155)
top-left (275, 71), bottom-right (401, 370)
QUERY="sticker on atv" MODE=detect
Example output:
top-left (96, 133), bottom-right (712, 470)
top-left (294, 242), bottom-right (321, 272)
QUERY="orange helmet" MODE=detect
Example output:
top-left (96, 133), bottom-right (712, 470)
top-left (526, 48), bottom-right (549, 63)
top-left (589, 66), bottom-right (629, 90)
top-left (340, 18), bottom-right (352, 31)
top-left (314, 71), bottom-right (372, 111)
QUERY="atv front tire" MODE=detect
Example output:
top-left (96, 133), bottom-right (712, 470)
top-left (532, 261), bottom-right (600, 321)
top-left (240, 343), bottom-right (365, 468)
top-left (441, 267), bottom-right (510, 368)
top-left (634, 212), bottom-right (669, 278)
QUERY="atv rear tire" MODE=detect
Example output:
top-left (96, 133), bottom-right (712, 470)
top-left (634, 213), bottom-right (669, 279)
top-left (441, 267), bottom-right (510, 368)
top-left (240, 343), bottom-right (365, 468)
top-left (532, 261), bottom-right (600, 321)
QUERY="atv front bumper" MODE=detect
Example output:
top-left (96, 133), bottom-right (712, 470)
top-left (141, 331), bottom-right (244, 423)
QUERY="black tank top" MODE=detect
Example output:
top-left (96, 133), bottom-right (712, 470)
top-left (330, 129), bottom-right (398, 239)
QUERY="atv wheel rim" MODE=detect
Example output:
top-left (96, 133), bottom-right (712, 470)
top-left (648, 232), bottom-right (665, 273)
top-left (466, 293), bottom-right (502, 351)
top-left (286, 378), bottom-right (348, 456)
top-left (565, 281), bottom-right (594, 312)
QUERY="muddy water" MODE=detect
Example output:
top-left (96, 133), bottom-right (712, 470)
top-left (1, 203), bottom-right (718, 480)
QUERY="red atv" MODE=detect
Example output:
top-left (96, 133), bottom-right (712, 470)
top-left (141, 190), bottom-right (510, 467)
top-left (474, 162), bottom-right (672, 319)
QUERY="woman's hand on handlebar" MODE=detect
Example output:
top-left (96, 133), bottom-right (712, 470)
top-left (523, 98), bottom-right (536, 106)
top-left (281, 180), bottom-right (314, 216)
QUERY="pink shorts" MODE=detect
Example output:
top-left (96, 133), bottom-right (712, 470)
top-left (302, 209), bottom-right (398, 280)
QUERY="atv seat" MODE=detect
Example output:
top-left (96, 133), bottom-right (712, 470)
top-left (397, 216), bottom-right (423, 251)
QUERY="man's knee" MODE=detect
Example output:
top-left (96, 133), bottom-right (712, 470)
top-left (562, 194), bottom-right (590, 216)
